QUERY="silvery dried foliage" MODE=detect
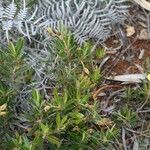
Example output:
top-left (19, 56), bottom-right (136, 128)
top-left (0, 0), bottom-right (129, 98)
top-left (37, 0), bottom-right (129, 44)
top-left (0, 0), bottom-right (129, 44)
top-left (0, 0), bottom-right (45, 42)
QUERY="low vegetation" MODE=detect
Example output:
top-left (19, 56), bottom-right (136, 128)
top-left (0, 27), bottom-right (150, 149)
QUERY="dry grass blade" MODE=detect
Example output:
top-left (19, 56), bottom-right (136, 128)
top-left (134, 0), bottom-right (150, 11)
top-left (122, 128), bottom-right (128, 150)
top-left (92, 84), bottom-right (122, 100)
top-left (133, 136), bottom-right (139, 150)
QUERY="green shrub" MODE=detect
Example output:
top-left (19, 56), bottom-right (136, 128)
top-left (0, 30), bottom-right (120, 149)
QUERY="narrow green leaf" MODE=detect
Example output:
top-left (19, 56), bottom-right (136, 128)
top-left (56, 113), bottom-right (61, 129)
top-left (61, 115), bottom-right (68, 125)
top-left (40, 123), bottom-right (49, 136)
top-left (15, 38), bottom-right (24, 56)
top-left (70, 112), bottom-right (84, 120)
top-left (47, 135), bottom-right (61, 145)
top-left (8, 42), bottom-right (16, 56)
top-left (32, 89), bottom-right (41, 107)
